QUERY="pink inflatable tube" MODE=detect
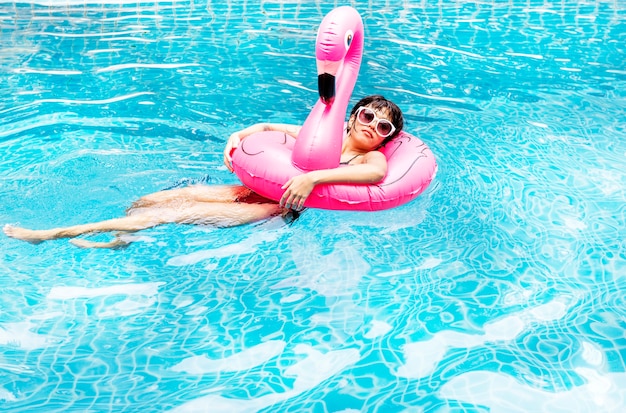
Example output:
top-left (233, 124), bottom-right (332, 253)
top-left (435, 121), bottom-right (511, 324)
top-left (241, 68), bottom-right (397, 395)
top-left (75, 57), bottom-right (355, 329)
top-left (232, 6), bottom-right (437, 211)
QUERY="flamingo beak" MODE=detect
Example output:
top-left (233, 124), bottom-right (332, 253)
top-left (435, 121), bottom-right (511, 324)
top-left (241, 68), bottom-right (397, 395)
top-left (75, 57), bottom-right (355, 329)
top-left (318, 73), bottom-right (336, 105)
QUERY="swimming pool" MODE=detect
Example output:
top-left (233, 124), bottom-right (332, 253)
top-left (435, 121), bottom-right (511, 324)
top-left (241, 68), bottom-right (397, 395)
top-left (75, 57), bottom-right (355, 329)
top-left (1, 0), bottom-right (625, 411)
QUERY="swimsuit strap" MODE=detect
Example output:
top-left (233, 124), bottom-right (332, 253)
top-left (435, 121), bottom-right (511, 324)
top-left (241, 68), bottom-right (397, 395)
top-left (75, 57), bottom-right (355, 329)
top-left (339, 154), bottom-right (362, 165)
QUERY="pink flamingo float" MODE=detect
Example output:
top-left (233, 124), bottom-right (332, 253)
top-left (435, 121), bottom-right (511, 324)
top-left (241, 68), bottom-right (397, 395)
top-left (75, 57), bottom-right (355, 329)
top-left (232, 6), bottom-right (437, 211)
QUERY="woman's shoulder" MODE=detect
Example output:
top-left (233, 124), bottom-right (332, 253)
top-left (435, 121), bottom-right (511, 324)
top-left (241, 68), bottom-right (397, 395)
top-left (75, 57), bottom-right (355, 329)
top-left (363, 150), bottom-right (387, 163)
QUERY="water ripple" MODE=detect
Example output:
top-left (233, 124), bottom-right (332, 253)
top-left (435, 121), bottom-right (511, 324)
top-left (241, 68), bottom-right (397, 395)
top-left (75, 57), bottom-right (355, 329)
top-left (95, 62), bottom-right (200, 73)
top-left (0, 1), bottom-right (624, 412)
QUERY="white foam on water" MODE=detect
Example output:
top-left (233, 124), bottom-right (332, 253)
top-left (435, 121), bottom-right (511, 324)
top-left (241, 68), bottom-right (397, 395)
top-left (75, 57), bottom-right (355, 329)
top-left (506, 52), bottom-right (544, 60)
top-left (170, 340), bottom-right (286, 374)
top-left (35, 91), bottom-right (155, 106)
top-left (274, 240), bottom-right (369, 297)
top-left (47, 282), bottom-right (164, 300)
top-left (0, 0), bottom-right (172, 5)
top-left (439, 370), bottom-right (626, 413)
top-left (364, 320), bottom-right (392, 339)
top-left (528, 300), bottom-right (568, 321)
top-left (12, 68), bottom-right (83, 75)
top-left (581, 341), bottom-right (604, 367)
top-left (523, 7), bottom-right (559, 14)
top-left (96, 63), bottom-right (200, 73)
top-left (0, 388), bottom-right (18, 402)
top-left (396, 298), bottom-right (572, 379)
top-left (377, 258), bottom-right (442, 278)
top-left (0, 321), bottom-right (57, 350)
top-left (100, 296), bottom-right (159, 317)
top-left (286, 344), bottom-right (361, 391)
top-left (280, 293), bottom-right (305, 304)
top-left (562, 216), bottom-right (587, 230)
top-left (167, 231), bottom-right (281, 266)
top-left (416, 257), bottom-right (443, 270)
top-left (376, 267), bottom-right (413, 278)
top-left (170, 345), bottom-right (360, 413)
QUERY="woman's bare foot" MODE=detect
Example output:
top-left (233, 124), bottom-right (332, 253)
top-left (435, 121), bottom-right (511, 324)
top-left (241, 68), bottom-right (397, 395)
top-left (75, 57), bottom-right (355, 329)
top-left (3, 224), bottom-right (57, 243)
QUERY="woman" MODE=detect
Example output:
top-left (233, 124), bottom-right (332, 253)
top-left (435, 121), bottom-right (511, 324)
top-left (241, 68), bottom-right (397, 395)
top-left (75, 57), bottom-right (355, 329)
top-left (3, 95), bottom-right (403, 248)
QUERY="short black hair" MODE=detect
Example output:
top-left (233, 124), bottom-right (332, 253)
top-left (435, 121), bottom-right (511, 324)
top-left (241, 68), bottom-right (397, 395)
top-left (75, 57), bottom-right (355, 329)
top-left (348, 94), bottom-right (404, 145)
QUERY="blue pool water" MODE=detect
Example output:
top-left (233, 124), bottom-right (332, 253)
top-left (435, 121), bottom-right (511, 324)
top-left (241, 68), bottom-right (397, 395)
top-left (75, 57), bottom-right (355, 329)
top-left (1, 0), bottom-right (625, 412)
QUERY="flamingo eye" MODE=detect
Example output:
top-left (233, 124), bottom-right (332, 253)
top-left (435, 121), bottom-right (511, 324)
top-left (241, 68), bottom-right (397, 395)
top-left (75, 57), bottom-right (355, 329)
top-left (344, 30), bottom-right (354, 49)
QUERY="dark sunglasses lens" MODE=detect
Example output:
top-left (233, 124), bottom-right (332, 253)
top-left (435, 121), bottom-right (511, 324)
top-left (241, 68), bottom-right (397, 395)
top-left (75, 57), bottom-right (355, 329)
top-left (359, 108), bottom-right (375, 123)
top-left (378, 121), bottom-right (393, 136)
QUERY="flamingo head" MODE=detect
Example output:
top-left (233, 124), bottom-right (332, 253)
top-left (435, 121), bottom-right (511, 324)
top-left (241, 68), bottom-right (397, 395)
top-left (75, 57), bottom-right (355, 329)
top-left (314, 6), bottom-right (363, 106)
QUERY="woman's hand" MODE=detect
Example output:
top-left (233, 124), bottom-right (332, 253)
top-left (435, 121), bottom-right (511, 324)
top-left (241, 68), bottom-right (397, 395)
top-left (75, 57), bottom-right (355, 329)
top-left (224, 123), bottom-right (300, 172)
top-left (280, 173), bottom-right (317, 210)
top-left (223, 132), bottom-right (242, 172)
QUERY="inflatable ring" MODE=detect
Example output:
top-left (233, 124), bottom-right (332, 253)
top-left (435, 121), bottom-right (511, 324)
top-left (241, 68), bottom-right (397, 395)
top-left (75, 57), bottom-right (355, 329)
top-left (232, 6), bottom-right (437, 211)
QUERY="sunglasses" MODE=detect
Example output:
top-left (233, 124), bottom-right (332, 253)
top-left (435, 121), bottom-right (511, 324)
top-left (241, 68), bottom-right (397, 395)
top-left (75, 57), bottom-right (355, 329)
top-left (355, 107), bottom-right (396, 138)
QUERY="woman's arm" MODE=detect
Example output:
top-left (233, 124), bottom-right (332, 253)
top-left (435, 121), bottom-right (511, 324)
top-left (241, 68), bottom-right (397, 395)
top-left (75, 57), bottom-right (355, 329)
top-left (224, 123), bottom-right (301, 171)
top-left (280, 151), bottom-right (387, 210)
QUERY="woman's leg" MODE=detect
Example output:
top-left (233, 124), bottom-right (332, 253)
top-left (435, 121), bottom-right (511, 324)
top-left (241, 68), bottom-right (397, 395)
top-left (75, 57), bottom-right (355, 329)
top-left (69, 233), bottom-right (131, 249)
top-left (129, 185), bottom-right (252, 210)
top-left (4, 184), bottom-right (238, 243)
top-left (3, 213), bottom-right (169, 243)
top-left (3, 201), bottom-right (283, 245)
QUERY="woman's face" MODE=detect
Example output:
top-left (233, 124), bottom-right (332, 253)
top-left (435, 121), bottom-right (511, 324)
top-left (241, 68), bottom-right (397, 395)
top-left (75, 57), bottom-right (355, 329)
top-left (348, 105), bottom-right (395, 150)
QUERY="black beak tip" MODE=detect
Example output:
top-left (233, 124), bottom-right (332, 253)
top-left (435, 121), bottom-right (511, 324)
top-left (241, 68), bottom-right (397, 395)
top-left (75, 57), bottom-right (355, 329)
top-left (318, 73), bottom-right (336, 105)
